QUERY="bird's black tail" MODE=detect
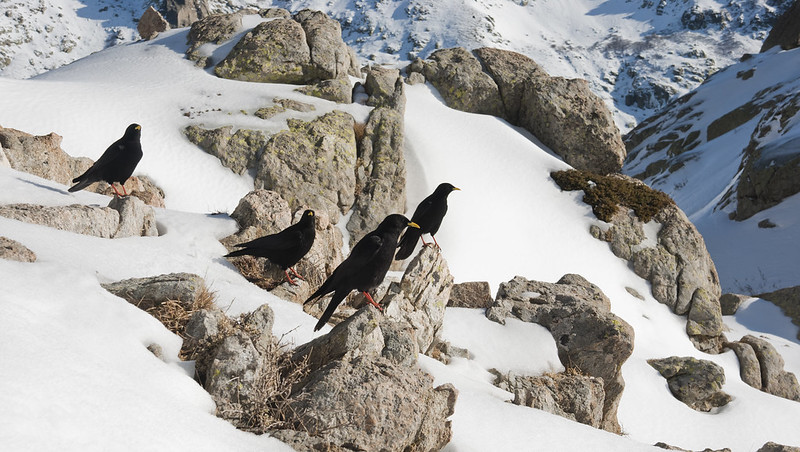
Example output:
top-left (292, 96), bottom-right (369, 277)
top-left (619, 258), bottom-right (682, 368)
top-left (313, 290), bottom-right (347, 331)
top-left (224, 248), bottom-right (251, 258)
top-left (68, 176), bottom-right (93, 193)
top-left (395, 228), bottom-right (422, 260)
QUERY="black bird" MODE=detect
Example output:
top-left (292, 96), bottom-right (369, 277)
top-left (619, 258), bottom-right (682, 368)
top-left (304, 214), bottom-right (419, 331)
top-left (225, 209), bottom-right (316, 285)
top-left (69, 123), bottom-right (143, 196)
top-left (395, 182), bottom-right (460, 260)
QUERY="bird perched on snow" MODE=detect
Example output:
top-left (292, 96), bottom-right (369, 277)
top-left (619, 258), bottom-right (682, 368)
top-left (69, 123), bottom-right (143, 196)
top-left (304, 214), bottom-right (419, 331)
top-left (225, 209), bottom-right (316, 285)
top-left (395, 182), bottom-right (460, 260)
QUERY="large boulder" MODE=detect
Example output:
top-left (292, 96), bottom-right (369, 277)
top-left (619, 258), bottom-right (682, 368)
top-left (761, 0), bottom-right (800, 52)
top-left (0, 203), bottom-right (117, 238)
top-left (101, 272), bottom-right (206, 310)
top-left (448, 281), bottom-right (493, 308)
top-left (0, 237), bottom-right (36, 262)
top-left (410, 47), bottom-right (626, 174)
top-left (0, 126), bottom-right (89, 186)
top-left (648, 356), bottom-right (731, 412)
top-left (185, 12), bottom-right (245, 66)
top-left (735, 335), bottom-right (800, 401)
top-left (183, 125), bottom-right (268, 175)
top-left (254, 111), bottom-right (357, 222)
top-left (758, 286), bottom-right (800, 340)
top-left (293, 9), bottom-right (359, 81)
top-left (138, 6), bottom-right (169, 41)
top-left (164, 0), bottom-right (209, 28)
top-left (486, 274), bottom-right (634, 434)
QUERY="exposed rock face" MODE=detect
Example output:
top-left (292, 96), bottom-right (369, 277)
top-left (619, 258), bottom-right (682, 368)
top-left (648, 356), bottom-right (731, 412)
top-left (0, 203), bottom-right (115, 238)
top-left (164, 0), bottom-right (209, 28)
top-left (448, 281), bottom-right (493, 308)
top-left (411, 47), bottom-right (626, 174)
top-left (761, 0), bottom-right (800, 52)
top-left (101, 272), bottom-right (206, 310)
top-left (0, 236), bottom-right (36, 262)
top-left (492, 370), bottom-right (605, 429)
top-left (364, 66), bottom-right (402, 108)
top-left (184, 125), bottom-right (268, 175)
top-left (757, 442), bottom-right (800, 452)
top-left (0, 126), bottom-right (88, 186)
top-left (214, 10), bottom-right (358, 86)
top-left (138, 6), bottom-right (169, 41)
top-left (382, 246), bottom-right (454, 354)
top-left (729, 335), bottom-right (800, 401)
top-left (254, 111), bottom-right (357, 222)
top-left (255, 97), bottom-right (316, 119)
top-left (107, 196), bottom-right (159, 238)
top-left (758, 286), bottom-right (800, 340)
top-left (486, 274), bottom-right (634, 434)
top-left (295, 77), bottom-right (353, 103)
top-left (287, 307), bottom-right (456, 451)
top-left (419, 47), bottom-right (505, 118)
top-left (720, 293), bottom-right (749, 315)
top-left (186, 12), bottom-right (244, 66)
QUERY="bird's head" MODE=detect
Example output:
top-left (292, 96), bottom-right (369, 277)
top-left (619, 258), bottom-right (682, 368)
top-left (436, 182), bottom-right (460, 196)
top-left (125, 123), bottom-right (142, 139)
top-left (380, 214), bottom-right (419, 233)
top-left (300, 209), bottom-right (315, 224)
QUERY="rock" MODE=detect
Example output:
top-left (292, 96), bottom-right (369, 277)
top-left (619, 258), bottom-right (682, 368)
top-left (284, 355), bottom-right (455, 451)
top-left (265, 429), bottom-right (345, 452)
top-left (720, 293), bottom-right (749, 315)
top-left (108, 195), bottom-right (158, 238)
top-left (186, 12), bottom-right (244, 66)
top-left (0, 126), bottom-right (88, 186)
top-left (655, 442), bottom-right (731, 452)
top-left (757, 442), bottom-right (800, 452)
top-left (473, 47), bottom-right (548, 124)
top-left (406, 71), bottom-right (425, 85)
top-left (686, 288), bottom-right (725, 353)
top-left (96, 175), bottom-right (166, 208)
top-left (382, 247), bottom-right (453, 354)
top-left (185, 308), bottom-right (228, 341)
top-left (740, 335), bottom-right (800, 401)
top-left (492, 370), bottom-right (605, 429)
top-left (241, 303), bottom-right (275, 351)
top-left (486, 274), bottom-right (633, 434)
top-left (761, 0), bottom-right (800, 52)
top-left (215, 19), bottom-right (310, 83)
top-left (164, 0), bottom-right (209, 28)
top-left (258, 8), bottom-right (291, 19)
top-left (295, 77), bottom-right (353, 103)
top-left (419, 47), bottom-right (506, 118)
top-left (101, 272), bottom-right (206, 310)
top-left (183, 125), bottom-right (268, 175)
top-left (0, 236), bottom-right (36, 262)
top-left (146, 343), bottom-right (165, 360)
top-left (724, 341), bottom-right (762, 389)
top-left (379, 319), bottom-right (420, 367)
top-left (0, 144), bottom-right (9, 168)
top-left (228, 189), bottom-right (293, 235)
top-left (758, 286), bottom-right (800, 340)
top-left (138, 6), bottom-right (169, 41)
top-left (448, 281), bottom-right (493, 308)
top-left (254, 111), bottom-right (357, 222)
top-left (0, 203), bottom-right (119, 238)
top-left (293, 9), bottom-right (357, 81)
top-left (346, 106), bottom-right (407, 244)
top-left (205, 331), bottom-right (262, 422)
top-left (647, 356), bottom-right (731, 412)
top-left (364, 66), bottom-right (402, 108)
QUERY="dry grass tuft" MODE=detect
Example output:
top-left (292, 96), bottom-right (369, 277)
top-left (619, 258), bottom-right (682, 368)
top-left (233, 256), bottom-right (282, 291)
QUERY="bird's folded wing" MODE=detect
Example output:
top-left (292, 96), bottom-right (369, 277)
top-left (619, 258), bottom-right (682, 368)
top-left (236, 230), bottom-right (302, 250)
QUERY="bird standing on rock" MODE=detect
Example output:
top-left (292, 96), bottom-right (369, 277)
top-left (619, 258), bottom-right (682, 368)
top-left (395, 182), bottom-right (460, 260)
top-left (69, 123), bottom-right (143, 197)
top-left (225, 209), bottom-right (316, 285)
top-left (304, 214), bottom-right (420, 331)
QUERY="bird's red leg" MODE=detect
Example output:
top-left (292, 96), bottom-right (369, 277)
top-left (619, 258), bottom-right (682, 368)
top-left (432, 235), bottom-right (440, 249)
top-left (290, 267), bottom-right (305, 281)
top-left (122, 184), bottom-right (129, 196)
top-left (362, 291), bottom-right (383, 312)
top-left (284, 269), bottom-right (298, 286)
top-left (111, 183), bottom-right (122, 197)
top-left (421, 235), bottom-right (429, 246)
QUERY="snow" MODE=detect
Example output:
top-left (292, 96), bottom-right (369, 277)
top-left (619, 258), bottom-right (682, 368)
top-left (1, 18), bottom-right (800, 452)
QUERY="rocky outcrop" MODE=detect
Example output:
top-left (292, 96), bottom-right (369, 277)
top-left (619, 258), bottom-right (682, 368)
top-left (553, 170), bottom-right (724, 353)
top-left (648, 356), bottom-right (731, 412)
top-left (409, 47), bottom-right (626, 174)
top-left (758, 286), bottom-right (800, 340)
top-left (448, 281), bottom-right (493, 308)
top-left (0, 126), bottom-right (90, 186)
top-left (346, 108), bottom-right (406, 243)
top-left (761, 0), bottom-right (800, 52)
top-left (720, 293), bottom-right (749, 315)
top-left (492, 370), bottom-right (605, 429)
top-left (287, 307), bottom-right (456, 451)
top-left (138, 6), bottom-right (169, 41)
top-left (726, 335), bottom-right (800, 402)
top-left (295, 77), bottom-right (353, 103)
top-left (486, 274), bottom-right (634, 434)
top-left (0, 197), bottom-right (157, 239)
top-left (0, 236), bottom-right (36, 262)
top-left (164, 0), bottom-right (209, 28)
top-left (254, 97), bottom-right (315, 119)
top-left (255, 111), bottom-right (357, 222)
top-left (221, 189), bottom-right (343, 290)
top-left (102, 272), bottom-right (206, 310)
top-left (185, 12), bottom-right (244, 67)
top-left (757, 442), bottom-right (800, 452)
top-left (364, 66), bottom-right (402, 108)
top-left (184, 125), bottom-right (268, 175)
top-left (214, 9), bottom-right (358, 87)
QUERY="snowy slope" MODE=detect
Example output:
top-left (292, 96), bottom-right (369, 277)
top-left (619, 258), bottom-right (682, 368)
top-left (2, 24), bottom-right (800, 451)
top-left (1, 0), bottom-right (790, 129)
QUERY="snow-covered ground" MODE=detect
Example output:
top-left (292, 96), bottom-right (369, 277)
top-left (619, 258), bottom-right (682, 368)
top-left (2, 22), bottom-right (800, 451)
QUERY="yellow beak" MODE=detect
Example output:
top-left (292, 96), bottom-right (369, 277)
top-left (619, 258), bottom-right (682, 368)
top-left (408, 221), bottom-right (420, 229)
